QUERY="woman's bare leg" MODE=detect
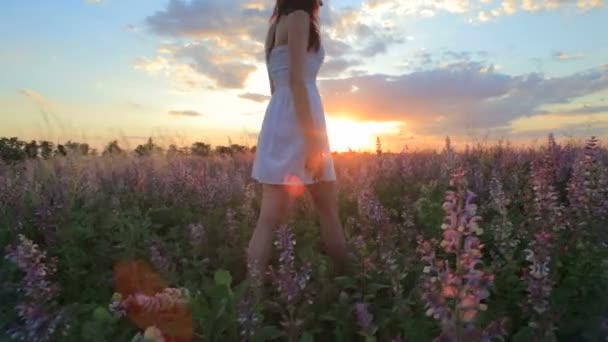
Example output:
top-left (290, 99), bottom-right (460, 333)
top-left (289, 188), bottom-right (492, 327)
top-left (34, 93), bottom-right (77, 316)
top-left (247, 184), bottom-right (292, 277)
top-left (307, 181), bottom-right (349, 274)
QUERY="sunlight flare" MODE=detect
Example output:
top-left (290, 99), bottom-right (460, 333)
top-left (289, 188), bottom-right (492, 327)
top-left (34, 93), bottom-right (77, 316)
top-left (326, 117), bottom-right (402, 152)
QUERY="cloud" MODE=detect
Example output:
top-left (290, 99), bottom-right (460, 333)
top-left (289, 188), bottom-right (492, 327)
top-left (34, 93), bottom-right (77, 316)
top-left (474, 0), bottom-right (603, 22)
top-left (142, 0), bottom-right (268, 88)
top-left (173, 43), bottom-right (257, 88)
top-left (535, 104), bottom-right (608, 115)
top-left (134, 56), bottom-right (170, 75)
top-left (552, 51), bottom-right (586, 61)
top-left (145, 0), bottom-right (269, 40)
top-left (577, 0), bottom-right (603, 11)
top-left (325, 5), bottom-right (408, 59)
top-left (239, 93), bottom-right (270, 102)
top-left (319, 62), bottom-right (608, 135)
top-left (134, 55), bottom-right (207, 91)
top-left (363, 0), bottom-right (470, 16)
top-left (320, 57), bottom-right (363, 77)
top-left (86, 0), bottom-right (104, 4)
top-left (139, 0), bottom-right (410, 89)
top-left (169, 110), bottom-right (204, 117)
top-left (443, 51), bottom-right (471, 61)
top-left (125, 24), bottom-right (140, 33)
top-left (19, 89), bottom-right (54, 111)
top-left (510, 112), bottom-right (608, 135)
top-left (138, 0), bottom-right (605, 95)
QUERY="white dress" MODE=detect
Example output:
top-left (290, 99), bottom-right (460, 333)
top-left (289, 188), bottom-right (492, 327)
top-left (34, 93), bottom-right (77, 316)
top-left (252, 44), bottom-right (336, 185)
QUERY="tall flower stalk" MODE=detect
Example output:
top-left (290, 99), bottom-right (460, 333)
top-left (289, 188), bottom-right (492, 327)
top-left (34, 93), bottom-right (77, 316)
top-left (4, 234), bottom-right (68, 341)
top-left (237, 260), bottom-right (264, 340)
top-left (355, 301), bottom-right (377, 341)
top-left (356, 182), bottom-right (404, 299)
top-left (417, 168), bottom-right (506, 341)
top-left (567, 136), bottom-right (608, 237)
top-left (519, 156), bottom-right (568, 338)
top-left (267, 225), bottom-right (312, 341)
top-left (489, 175), bottom-right (518, 264)
top-left (521, 231), bottom-right (554, 339)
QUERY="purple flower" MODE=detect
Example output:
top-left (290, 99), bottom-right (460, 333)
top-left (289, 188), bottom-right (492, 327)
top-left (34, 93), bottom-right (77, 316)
top-left (146, 240), bottom-right (175, 277)
top-left (267, 225), bottom-right (312, 305)
top-left (188, 222), bottom-right (206, 248)
top-left (355, 301), bottom-right (374, 333)
top-left (567, 136), bottom-right (608, 225)
top-left (530, 160), bottom-right (568, 232)
top-left (522, 231), bottom-right (554, 330)
top-left (4, 234), bottom-right (68, 341)
top-left (240, 182), bottom-right (257, 224)
top-left (417, 169), bottom-right (505, 342)
top-left (489, 175), bottom-right (519, 263)
top-left (237, 294), bottom-right (260, 339)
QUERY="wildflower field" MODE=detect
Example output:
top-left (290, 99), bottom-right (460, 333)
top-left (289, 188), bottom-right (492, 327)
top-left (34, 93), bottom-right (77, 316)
top-left (2, 135), bottom-right (608, 342)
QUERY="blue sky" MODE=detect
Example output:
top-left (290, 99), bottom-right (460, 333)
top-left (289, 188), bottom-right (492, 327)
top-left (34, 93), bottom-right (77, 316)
top-left (1, 0), bottom-right (607, 151)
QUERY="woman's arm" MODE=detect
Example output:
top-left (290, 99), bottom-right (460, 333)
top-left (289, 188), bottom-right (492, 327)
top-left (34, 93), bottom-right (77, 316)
top-left (265, 22), bottom-right (276, 95)
top-left (287, 10), bottom-right (316, 142)
top-left (268, 73), bottom-right (275, 95)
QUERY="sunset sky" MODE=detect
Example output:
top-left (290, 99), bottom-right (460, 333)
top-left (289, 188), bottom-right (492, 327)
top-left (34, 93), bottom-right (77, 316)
top-left (1, 0), bottom-right (607, 152)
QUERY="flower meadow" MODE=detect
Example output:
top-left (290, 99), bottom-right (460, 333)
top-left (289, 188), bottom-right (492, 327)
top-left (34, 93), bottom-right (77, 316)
top-left (1, 135), bottom-right (608, 342)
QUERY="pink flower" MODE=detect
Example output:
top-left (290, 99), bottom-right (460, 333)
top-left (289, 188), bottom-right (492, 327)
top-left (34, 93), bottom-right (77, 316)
top-left (441, 285), bottom-right (458, 299)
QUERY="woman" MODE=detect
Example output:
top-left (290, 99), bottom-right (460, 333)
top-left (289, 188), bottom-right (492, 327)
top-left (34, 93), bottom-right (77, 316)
top-left (248, 0), bottom-right (349, 275)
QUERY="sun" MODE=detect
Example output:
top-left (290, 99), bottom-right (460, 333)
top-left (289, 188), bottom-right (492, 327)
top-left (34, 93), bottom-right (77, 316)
top-left (326, 117), bottom-right (401, 153)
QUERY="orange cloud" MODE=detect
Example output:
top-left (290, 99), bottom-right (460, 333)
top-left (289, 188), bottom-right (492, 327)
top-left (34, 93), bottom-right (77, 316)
top-left (319, 62), bottom-right (608, 137)
top-left (169, 110), bottom-right (204, 117)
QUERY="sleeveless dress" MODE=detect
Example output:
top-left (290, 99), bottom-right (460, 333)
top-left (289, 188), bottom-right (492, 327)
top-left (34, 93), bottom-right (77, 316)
top-left (251, 44), bottom-right (336, 185)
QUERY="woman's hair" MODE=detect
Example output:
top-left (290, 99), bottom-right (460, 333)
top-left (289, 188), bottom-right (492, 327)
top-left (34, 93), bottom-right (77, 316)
top-left (270, 0), bottom-right (321, 53)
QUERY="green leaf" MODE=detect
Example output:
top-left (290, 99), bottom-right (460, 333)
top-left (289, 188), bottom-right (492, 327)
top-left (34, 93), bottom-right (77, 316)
top-left (300, 331), bottom-right (314, 342)
top-left (319, 313), bottom-right (337, 321)
top-left (214, 269), bottom-right (232, 287)
top-left (334, 276), bottom-right (358, 289)
top-left (512, 326), bottom-right (534, 342)
top-left (233, 280), bottom-right (249, 301)
top-left (367, 283), bottom-right (390, 293)
top-left (256, 325), bottom-right (283, 340)
top-left (543, 332), bottom-right (558, 342)
top-left (92, 306), bottom-right (112, 323)
top-left (215, 298), bottom-right (228, 319)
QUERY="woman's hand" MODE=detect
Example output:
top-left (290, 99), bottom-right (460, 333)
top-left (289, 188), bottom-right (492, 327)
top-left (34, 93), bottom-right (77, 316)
top-left (304, 133), bottom-right (325, 181)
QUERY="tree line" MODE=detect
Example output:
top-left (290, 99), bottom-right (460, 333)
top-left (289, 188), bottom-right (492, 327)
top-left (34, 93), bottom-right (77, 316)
top-left (0, 137), bottom-right (256, 163)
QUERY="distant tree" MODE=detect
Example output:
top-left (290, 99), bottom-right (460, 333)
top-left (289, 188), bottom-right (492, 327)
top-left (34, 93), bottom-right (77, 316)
top-left (0, 137), bottom-right (26, 162)
top-left (24, 140), bottom-right (39, 159)
top-left (134, 138), bottom-right (163, 157)
top-left (230, 144), bottom-right (248, 154)
top-left (167, 144), bottom-right (178, 156)
top-left (54, 144), bottom-right (67, 156)
top-left (65, 140), bottom-right (89, 156)
top-left (376, 137), bottom-right (382, 156)
top-left (167, 144), bottom-right (188, 157)
top-left (103, 140), bottom-right (125, 156)
top-left (215, 145), bottom-right (233, 155)
top-left (39, 141), bottom-right (54, 159)
top-left (191, 142), bottom-right (211, 157)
